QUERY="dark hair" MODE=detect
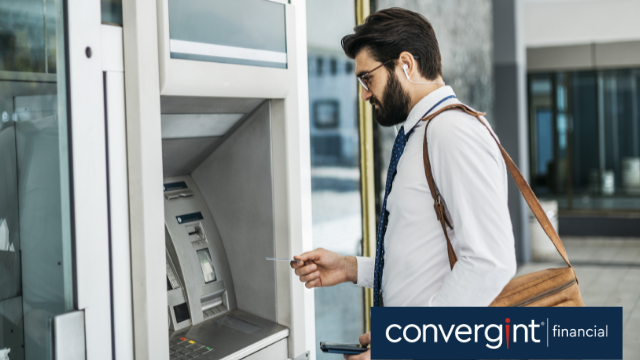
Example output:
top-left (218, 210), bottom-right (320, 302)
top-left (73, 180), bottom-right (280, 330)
top-left (341, 8), bottom-right (442, 80)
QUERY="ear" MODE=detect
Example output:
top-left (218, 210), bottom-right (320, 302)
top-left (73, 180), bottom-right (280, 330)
top-left (398, 51), bottom-right (417, 80)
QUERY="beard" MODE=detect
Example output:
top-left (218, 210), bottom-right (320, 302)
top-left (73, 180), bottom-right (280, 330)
top-left (370, 69), bottom-right (411, 127)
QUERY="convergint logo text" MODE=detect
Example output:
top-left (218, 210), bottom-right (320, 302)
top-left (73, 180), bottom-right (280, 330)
top-left (371, 307), bottom-right (622, 359)
top-left (385, 318), bottom-right (608, 349)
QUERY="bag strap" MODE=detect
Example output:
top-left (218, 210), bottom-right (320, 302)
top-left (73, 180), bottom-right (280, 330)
top-left (421, 103), bottom-right (573, 269)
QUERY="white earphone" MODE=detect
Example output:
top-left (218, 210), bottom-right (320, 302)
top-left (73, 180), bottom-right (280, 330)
top-left (402, 64), bottom-right (444, 85)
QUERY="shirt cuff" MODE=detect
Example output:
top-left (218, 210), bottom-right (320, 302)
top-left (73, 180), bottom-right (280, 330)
top-left (355, 256), bottom-right (375, 288)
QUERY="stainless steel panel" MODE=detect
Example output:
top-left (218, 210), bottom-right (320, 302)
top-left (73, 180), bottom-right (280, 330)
top-left (162, 137), bottom-right (225, 177)
top-left (164, 176), bottom-right (237, 326)
top-left (170, 309), bottom-right (288, 360)
top-left (161, 114), bottom-right (244, 139)
top-left (161, 97), bottom-right (264, 115)
top-left (191, 101), bottom-right (277, 323)
top-left (242, 338), bottom-right (287, 360)
top-left (52, 310), bottom-right (86, 360)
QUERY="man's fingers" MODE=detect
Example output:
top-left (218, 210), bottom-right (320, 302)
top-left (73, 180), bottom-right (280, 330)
top-left (294, 263), bottom-right (317, 276)
top-left (289, 260), bottom-right (304, 269)
top-left (294, 248), bottom-right (324, 262)
top-left (343, 349), bottom-right (370, 360)
top-left (359, 332), bottom-right (371, 346)
top-left (305, 278), bottom-right (321, 288)
top-left (299, 271), bottom-right (319, 283)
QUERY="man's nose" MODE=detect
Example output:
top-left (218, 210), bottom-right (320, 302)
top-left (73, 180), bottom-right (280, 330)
top-left (361, 88), bottom-right (372, 102)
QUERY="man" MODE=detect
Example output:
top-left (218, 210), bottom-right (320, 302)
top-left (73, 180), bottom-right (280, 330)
top-left (292, 8), bottom-right (517, 360)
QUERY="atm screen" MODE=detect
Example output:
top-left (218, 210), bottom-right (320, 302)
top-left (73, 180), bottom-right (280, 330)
top-left (197, 249), bottom-right (217, 283)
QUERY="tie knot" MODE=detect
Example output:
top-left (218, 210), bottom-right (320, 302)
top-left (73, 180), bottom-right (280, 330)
top-left (392, 126), bottom-right (408, 151)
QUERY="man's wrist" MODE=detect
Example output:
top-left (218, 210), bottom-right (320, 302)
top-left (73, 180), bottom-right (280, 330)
top-left (344, 256), bottom-right (358, 283)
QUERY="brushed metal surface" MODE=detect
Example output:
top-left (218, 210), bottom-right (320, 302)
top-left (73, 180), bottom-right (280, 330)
top-left (192, 101), bottom-right (277, 323)
top-left (170, 309), bottom-right (288, 360)
top-left (52, 310), bottom-right (86, 360)
top-left (164, 176), bottom-right (237, 328)
top-left (241, 338), bottom-right (287, 360)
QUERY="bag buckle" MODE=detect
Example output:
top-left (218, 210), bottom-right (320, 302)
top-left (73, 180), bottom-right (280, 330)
top-left (434, 195), bottom-right (443, 221)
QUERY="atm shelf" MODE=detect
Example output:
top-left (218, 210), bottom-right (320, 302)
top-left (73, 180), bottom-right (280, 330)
top-left (169, 309), bottom-right (289, 360)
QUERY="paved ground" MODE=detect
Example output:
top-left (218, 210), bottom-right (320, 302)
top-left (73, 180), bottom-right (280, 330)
top-left (516, 237), bottom-right (640, 359)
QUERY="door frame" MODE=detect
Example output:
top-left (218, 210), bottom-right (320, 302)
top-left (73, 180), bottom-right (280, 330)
top-left (66, 0), bottom-right (113, 359)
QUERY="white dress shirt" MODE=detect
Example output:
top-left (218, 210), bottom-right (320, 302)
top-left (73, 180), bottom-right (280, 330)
top-left (355, 86), bottom-right (517, 306)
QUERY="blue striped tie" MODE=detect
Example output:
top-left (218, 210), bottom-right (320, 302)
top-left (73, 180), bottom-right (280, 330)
top-left (373, 126), bottom-right (409, 307)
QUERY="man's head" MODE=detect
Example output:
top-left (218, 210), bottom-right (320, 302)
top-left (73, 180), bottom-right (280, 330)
top-left (342, 8), bottom-right (443, 126)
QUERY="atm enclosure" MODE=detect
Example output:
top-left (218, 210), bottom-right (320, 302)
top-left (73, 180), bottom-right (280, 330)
top-left (123, 0), bottom-right (317, 359)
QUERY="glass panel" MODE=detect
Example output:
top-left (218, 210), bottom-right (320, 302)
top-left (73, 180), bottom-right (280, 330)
top-left (536, 109), bottom-right (553, 177)
top-left (528, 75), bottom-right (554, 195)
top-left (556, 73), bottom-right (569, 195)
top-left (306, 0), bottom-right (364, 357)
top-left (168, 0), bottom-right (287, 68)
top-left (101, 0), bottom-right (123, 25)
top-left (529, 69), bottom-right (640, 212)
top-left (0, 0), bottom-right (73, 359)
top-left (599, 69), bottom-right (640, 210)
top-left (197, 249), bottom-right (216, 283)
top-left (570, 71), bottom-right (598, 202)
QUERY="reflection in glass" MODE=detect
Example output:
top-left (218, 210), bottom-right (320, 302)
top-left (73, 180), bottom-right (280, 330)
top-left (101, 0), bottom-right (123, 25)
top-left (0, 0), bottom-right (73, 359)
top-left (197, 249), bottom-right (217, 283)
top-left (307, 1), bottom-right (364, 358)
top-left (168, 0), bottom-right (286, 68)
top-left (528, 69), bottom-right (640, 212)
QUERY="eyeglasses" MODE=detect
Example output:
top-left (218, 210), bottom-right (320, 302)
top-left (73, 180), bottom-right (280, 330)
top-left (357, 60), bottom-right (391, 91)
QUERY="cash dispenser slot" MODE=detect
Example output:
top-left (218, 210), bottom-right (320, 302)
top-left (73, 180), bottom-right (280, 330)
top-left (161, 98), bottom-right (289, 360)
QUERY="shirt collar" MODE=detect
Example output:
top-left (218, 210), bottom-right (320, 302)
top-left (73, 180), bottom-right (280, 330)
top-left (404, 85), bottom-right (459, 134)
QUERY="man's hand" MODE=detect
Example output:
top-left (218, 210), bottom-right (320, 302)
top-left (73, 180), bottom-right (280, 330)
top-left (344, 332), bottom-right (371, 360)
top-left (290, 248), bottom-right (357, 288)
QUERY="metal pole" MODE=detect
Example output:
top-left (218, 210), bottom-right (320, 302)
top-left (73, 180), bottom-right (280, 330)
top-left (355, 0), bottom-right (375, 334)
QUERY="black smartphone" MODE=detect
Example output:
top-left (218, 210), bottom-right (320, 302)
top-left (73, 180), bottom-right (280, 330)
top-left (319, 342), bottom-right (368, 355)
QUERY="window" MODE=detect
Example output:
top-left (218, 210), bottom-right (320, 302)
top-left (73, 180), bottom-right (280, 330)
top-left (306, 1), bottom-right (364, 357)
top-left (313, 100), bottom-right (340, 129)
top-left (528, 69), bottom-right (640, 211)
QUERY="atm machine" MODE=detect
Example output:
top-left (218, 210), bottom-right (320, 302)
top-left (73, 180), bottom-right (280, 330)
top-left (161, 99), bottom-right (292, 360)
top-left (148, 0), bottom-right (314, 359)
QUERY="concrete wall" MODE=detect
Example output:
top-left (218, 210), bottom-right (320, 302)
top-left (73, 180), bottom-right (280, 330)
top-left (523, 0), bottom-right (640, 71)
top-left (523, 0), bottom-right (640, 48)
top-left (374, 0), bottom-right (494, 120)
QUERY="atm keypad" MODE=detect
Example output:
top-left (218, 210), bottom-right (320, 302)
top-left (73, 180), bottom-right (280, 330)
top-left (169, 337), bottom-right (215, 360)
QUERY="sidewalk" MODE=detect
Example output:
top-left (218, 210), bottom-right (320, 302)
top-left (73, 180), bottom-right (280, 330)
top-left (516, 237), bottom-right (640, 359)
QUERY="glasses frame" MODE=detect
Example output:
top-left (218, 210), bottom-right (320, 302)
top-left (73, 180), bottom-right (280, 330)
top-left (357, 60), bottom-right (391, 91)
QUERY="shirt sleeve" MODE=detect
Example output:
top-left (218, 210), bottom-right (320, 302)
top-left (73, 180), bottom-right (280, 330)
top-left (426, 112), bottom-right (517, 306)
top-left (355, 256), bottom-right (375, 288)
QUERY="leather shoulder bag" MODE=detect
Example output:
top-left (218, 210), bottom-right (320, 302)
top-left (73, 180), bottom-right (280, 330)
top-left (422, 103), bottom-right (584, 307)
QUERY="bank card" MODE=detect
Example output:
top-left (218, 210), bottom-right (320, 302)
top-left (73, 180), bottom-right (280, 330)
top-left (266, 257), bottom-right (299, 262)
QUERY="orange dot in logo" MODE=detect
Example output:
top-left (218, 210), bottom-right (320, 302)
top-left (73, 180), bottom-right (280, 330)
top-left (505, 318), bottom-right (511, 323)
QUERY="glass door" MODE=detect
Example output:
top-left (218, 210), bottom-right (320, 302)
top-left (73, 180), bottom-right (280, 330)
top-left (306, 1), bottom-right (365, 357)
top-left (1, 0), bottom-right (113, 359)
